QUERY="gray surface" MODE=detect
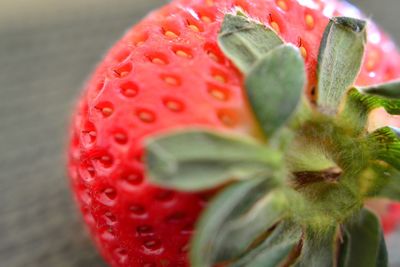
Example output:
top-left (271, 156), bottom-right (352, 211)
top-left (0, 0), bottom-right (399, 266)
top-left (0, 1), bottom-right (164, 266)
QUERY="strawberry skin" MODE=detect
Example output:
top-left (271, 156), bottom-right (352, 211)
top-left (381, 203), bottom-right (400, 233)
top-left (68, 0), bottom-right (400, 266)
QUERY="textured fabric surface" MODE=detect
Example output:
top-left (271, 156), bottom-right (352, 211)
top-left (0, 0), bottom-right (399, 266)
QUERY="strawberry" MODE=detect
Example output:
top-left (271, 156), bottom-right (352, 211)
top-left (67, 0), bottom-right (400, 266)
top-left (383, 203), bottom-right (400, 233)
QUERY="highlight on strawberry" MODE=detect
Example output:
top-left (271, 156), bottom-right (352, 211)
top-left (67, 0), bottom-right (400, 266)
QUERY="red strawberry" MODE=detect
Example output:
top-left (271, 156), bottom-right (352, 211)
top-left (383, 203), bottom-right (400, 233)
top-left (370, 200), bottom-right (400, 233)
top-left (68, 0), bottom-right (400, 266)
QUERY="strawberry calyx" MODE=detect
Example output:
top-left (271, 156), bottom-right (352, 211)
top-left (145, 129), bottom-right (283, 191)
top-left (316, 16), bottom-right (367, 115)
top-left (144, 12), bottom-right (400, 267)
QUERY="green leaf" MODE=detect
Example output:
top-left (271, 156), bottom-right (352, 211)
top-left (218, 13), bottom-right (284, 73)
top-left (231, 222), bottom-right (302, 267)
top-left (317, 17), bottom-right (367, 114)
top-left (361, 79), bottom-right (400, 99)
top-left (245, 44), bottom-right (306, 137)
top-left (145, 129), bottom-right (282, 191)
top-left (295, 226), bottom-right (338, 267)
top-left (190, 177), bottom-right (284, 267)
top-left (338, 208), bottom-right (388, 267)
top-left (368, 126), bottom-right (400, 170)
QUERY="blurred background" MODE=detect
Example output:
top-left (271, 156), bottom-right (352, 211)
top-left (0, 0), bottom-right (399, 266)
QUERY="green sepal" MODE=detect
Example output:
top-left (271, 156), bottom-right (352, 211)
top-left (368, 126), bottom-right (400, 170)
top-left (377, 170), bottom-right (400, 201)
top-left (317, 17), bottom-right (367, 114)
top-left (295, 226), bottom-right (338, 267)
top-left (190, 177), bottom-right (283, 267)
top-left (357, 162), bottom-right (395, 199)
top-left (339, 88), bottom-right (400, 133)
top-left (212, 189), bottom-right (290, 263)
top-left (230, 222), bottom-right (302, 267)
top-left (218, 13), bottom-right (284, 73)
top-left (376, 233), bottom-right (388, 267)
top-left (145, 129), bottom-right (282, 191)
top-left (285, 136), bottom-right (338, 173)
top-left (245, 44), bottom-right (306, 137)
top-left (361, 79), bottom-right (400, 99)
top-left (338, 208), bottom-right (388, 267)
top-left (357, 88), bottom-right (400, 114)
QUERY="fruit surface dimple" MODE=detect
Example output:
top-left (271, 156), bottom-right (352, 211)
top-left (98, 187), bottom-right (117, 206)
top-left (277, 0), bottom-right (289, 11)
top-left (129, 204), bottom-right (147, 217)
top-left (163, 98), bottom-right (185, 112)
top-left (120, 81), bottom-right (139, 98)
top-left (137, 225), bottom-right (155, 236)
top-left (136, 109), bottom-right (156, 123)
top-left (305, 13), bottom-right (315, 29)
top-left (113, 130), bottom-right (128, 145)
top-left (112, 62), bottom-right (132, 78)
